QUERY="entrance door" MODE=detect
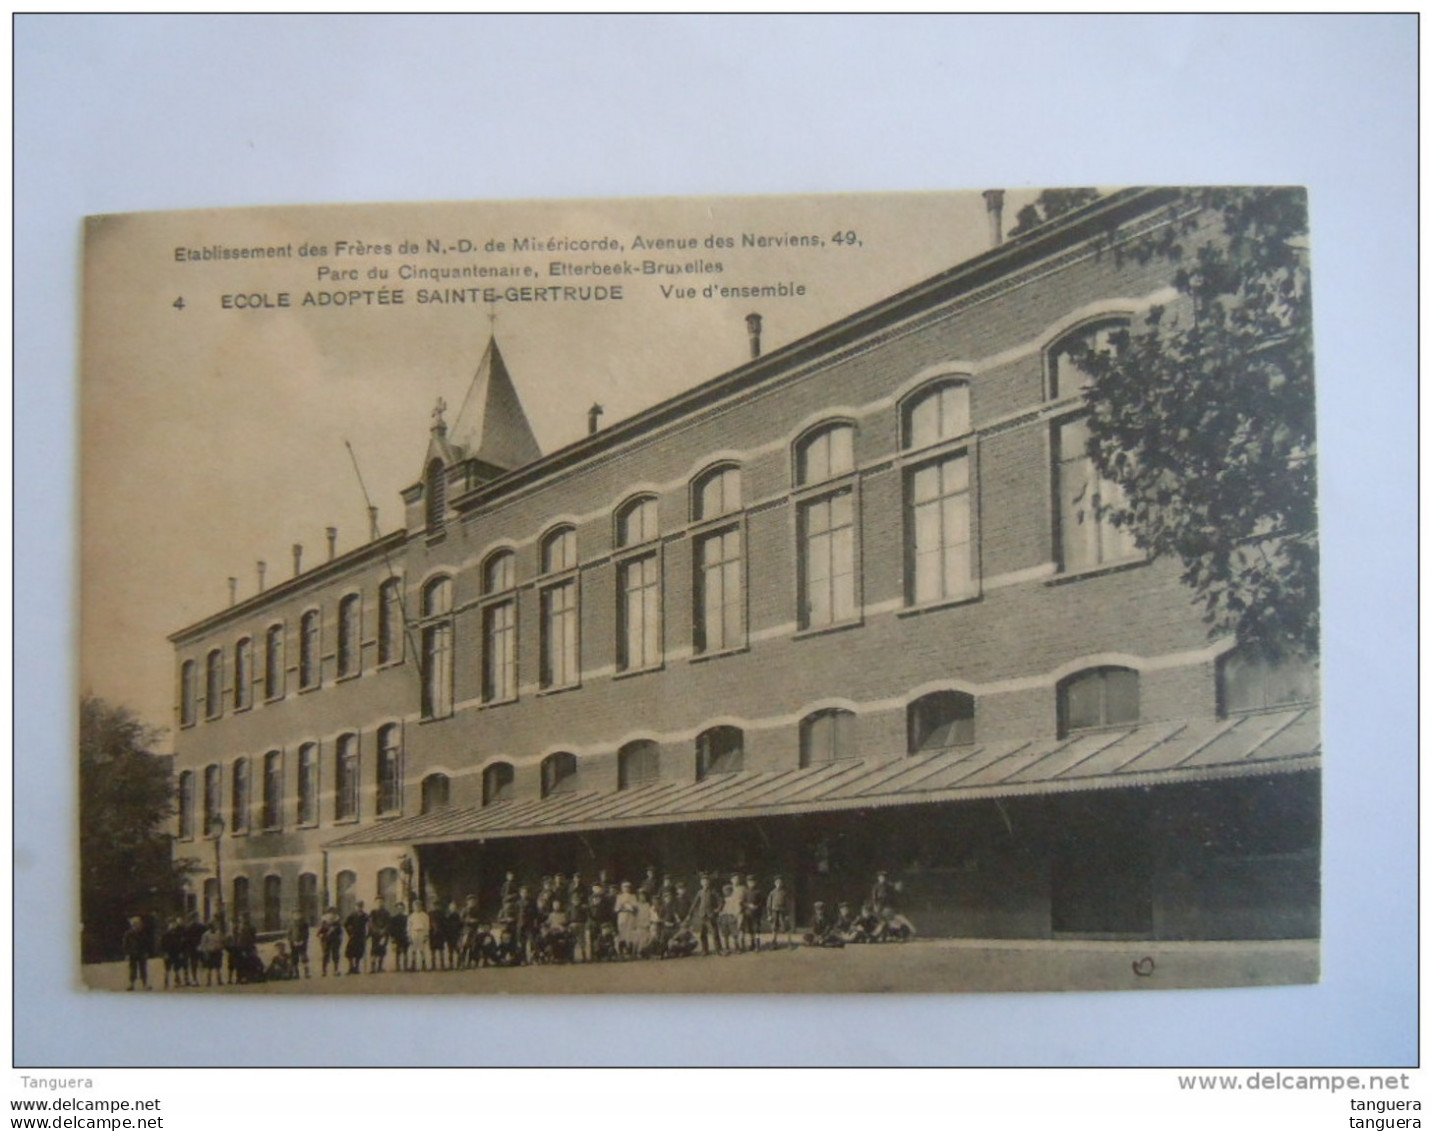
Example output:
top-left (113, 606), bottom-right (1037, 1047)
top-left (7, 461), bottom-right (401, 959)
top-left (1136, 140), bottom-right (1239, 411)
top-left (1051, 791), bottom-right (1153, 937)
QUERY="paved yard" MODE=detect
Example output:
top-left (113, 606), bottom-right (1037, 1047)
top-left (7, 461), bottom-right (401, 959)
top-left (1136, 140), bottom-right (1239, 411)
top-left (82, 937), bottom-right (1318, 996)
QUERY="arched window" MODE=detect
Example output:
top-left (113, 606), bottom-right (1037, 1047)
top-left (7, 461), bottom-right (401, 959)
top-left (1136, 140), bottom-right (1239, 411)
top-left (541, 526), bottom-right (578, 574)
top-left (377, 724), bottom-right (402, 815)
top-left (180, 660), bottom-right (198, 726)
top-left (1218, 648), bottom-right (1317, 716)
top-left (232, 876), bottom-right (251, 922)
top-left (425, 458), bottom-right (447, 533)
top-left (420, 577), bottom-right (454, 719)
top-left (902, 379), bottom-right (971, 450)
top-left (377, 578), bottom-right (404, 665)
top-left (234, 638), bottom-right (253, 710)
top-left (617, 496), bottom-right (660, 547)
top-left (337, 593), bottom-right (361, 678)
top-left (483, 550), bottom-right (516, 594)
top-left (230, 758), bottom-right (250, 833)
top-left (378, 867), bottom-right (400, 908)
top-left (203, 764), bottom-right (222, 835)
top-left (177, 770), bottom-right (195, 839)
top-left (541, 752), bottom-right (578, 798)
top-left (696, 726), bottom-right (744, 780)
top-left (618, 740), bottom-right (660, 790)
top-left (906, 452), bottom-right (973, 605)
top-left (202, 878), bottom-right (220, 924)
top-left (693, 464), bottom-right (741, 521)
top-left (205, 649), bottom-right (223, 720)
top-left (483, 762), bottom-right (515, 806)
top-left (1048, 319), bottom-right (1127, 400)
top-left (335, 733), bottom-right (359, 821)
top-left (264, 624), bottom-right (285, 700)
top-left (261, 750), bottom-right (283, 830)
top-left (420, 773), bottom-right (451, 815)
top-left (800, 708), bottom-right (858, 766)
top-left (796, 423), bottom-right (855, 486)
top-left (297, 743), bottom-right (319, 826)
top-left (907, 691), bottom-right (975, 754)
top-left (299, 610), bottom-right (321, 690)
top-left (298, 873), bottom-right (320, 925)
top-left (263, 875), bottom-right (283, 931)
top-left (1058, 667), bottom-right (1140, 737)
top-left (335, 870), bottom-right (358, 918)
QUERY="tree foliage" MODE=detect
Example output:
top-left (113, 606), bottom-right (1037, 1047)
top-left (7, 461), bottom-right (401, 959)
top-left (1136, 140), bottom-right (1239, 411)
top-left (1007, 188), bottom-right (1102, 238)
top-left (79, 696), bottom-right (196, 961)
top-left (1074, 187), bottom-right (1317, 657)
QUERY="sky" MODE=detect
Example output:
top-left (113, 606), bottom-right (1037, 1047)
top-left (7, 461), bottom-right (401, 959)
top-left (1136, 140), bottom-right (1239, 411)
top-left (80, 189), bottom-right (1039, 732)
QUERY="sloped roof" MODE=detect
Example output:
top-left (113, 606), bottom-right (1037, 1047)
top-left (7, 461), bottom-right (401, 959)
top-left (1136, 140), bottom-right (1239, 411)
top-left (448, 337), bottom-right (542, 471)
top-left (327, 707), bottom-right (1319, 849)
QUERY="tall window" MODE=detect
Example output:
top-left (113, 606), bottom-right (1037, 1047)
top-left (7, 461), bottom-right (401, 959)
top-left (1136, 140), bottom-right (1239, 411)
top-left (696, 725), bottom-right (744, 780)
top-left (541, 751), bottom-right (579, 798)
top-left (482, 550), bottom-right (518, 703)
top-left (1054, 416), bottom-right (1139, 572)
top-left (298, 873), bottom-right (320, 926)
top-left (335, 733), bottom-right (359, 821)
top-left (297, 743), bottom-right (319, 826)
top-left (205, 649), bottom-right (223, 720)
top-left (263, 875), bottom-right (282, 931)
top-left (180, 660), bottom-right (198, 726)
top-left (299, 610), bottom-right (320, 690)
top-left (483, 762), bottom-right (515, 806)
top-left (617, 495), bottom-right (660, 547)
top-left (425, 458), bottom-right (446, 533)
top-left (618, 740), bottom-right (660, 789)
top-left (378, 578), bottom-right (404, 665)
top-left (264, 624), bottom-right (285, 700)
top-left (337, 593), bottom-right (361, 678)
top-left (233, 638), bottom-right (253, 710)
top-left (907, 454), bottom-right (973, 605)
top-left (202, 879), bottom-right (220, 924)
top-left (177, 770), bottom-right (195, 839)
top-left (230, 759), bottom-right (250, 833)
top-left (695, 529), bottom-right (744, 653)
top-left (1219, 648), bottom-right (1317, 715)
top-left (232, 876), bottom-right (251, 922)
top-left (378, 868), bottom-right (400, 908)
top-left (903, 379), bottom-right (971, 449)
top-left (421, 576), bottom-right (454, 719)
top-left (336, 871), bottom-right (357, 918)
top-left (1058, 667), bottom-right (1140, 737)
top-left (261, 750), bottom-right (283, 830)
top-left (618, 554), bottom-right (661, 671)
top-left (377, 724), bottom-right (402, 815)
top-left (540, 529), bottom-right (579, 690)
top-left (796, 424), bottom-right (858, 629)
top-left (203, 764), bottom-right (221, 835)
top-left (800, 708), bottom-right (858, 766)
top-left (907, 691), bottom-right (976, 754)
top-left (420, 773), bottom-right (451, 814)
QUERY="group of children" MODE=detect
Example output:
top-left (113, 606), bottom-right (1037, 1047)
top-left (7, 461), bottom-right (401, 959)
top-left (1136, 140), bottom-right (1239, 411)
top-left (122, 867), bottom-right (916, 987)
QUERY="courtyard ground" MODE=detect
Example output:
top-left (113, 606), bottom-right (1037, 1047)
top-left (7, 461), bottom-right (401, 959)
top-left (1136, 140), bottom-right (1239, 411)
top-left (82, 936), bottom-right (1319, 996)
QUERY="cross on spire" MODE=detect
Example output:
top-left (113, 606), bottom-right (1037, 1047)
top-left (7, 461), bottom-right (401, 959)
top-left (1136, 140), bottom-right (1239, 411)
top-left (431, 396), bottom-right (447, 432)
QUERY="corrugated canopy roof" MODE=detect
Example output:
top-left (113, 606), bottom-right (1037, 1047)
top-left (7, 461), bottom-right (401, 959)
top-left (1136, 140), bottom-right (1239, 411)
top-left (327, 707), bottom-right (1319, 850)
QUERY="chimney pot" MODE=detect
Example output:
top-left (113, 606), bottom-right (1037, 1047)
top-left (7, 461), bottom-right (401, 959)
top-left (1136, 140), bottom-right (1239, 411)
top-left (746, 312), bottom-right (763, 359)
top-left (227, 577), bottom-right (237, 607)
top-left (256, 561), bottom-right (267, 593)
top-left (369, 507), bottom-right (380, 540)
top-left (292, 544), bottom-right (303, 576)
top-left (587, 403), bottom-right (604, 436)
top-left (326, 527), bottom-right (338, 561)
top-left (982, 189), bottom-right (1006, 248)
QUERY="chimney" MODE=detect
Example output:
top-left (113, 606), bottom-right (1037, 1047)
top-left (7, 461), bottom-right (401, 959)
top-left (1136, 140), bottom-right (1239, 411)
top-left (982, 189), bottom-right (1005, 248)
top-left (368, 506), bottom-right (380, 540)
top-left (256, 561), bottom-right (266, 593)
top-left (587, 403), bottom-right (604, 436)
top-left (292, 544), bottom-right (303, 577)
top-left (227, 577), bottom-right (237, 607)
top-left (326, 527), bottom-right (338, 561)
top-left (745, 313), bottom-right (763, 359)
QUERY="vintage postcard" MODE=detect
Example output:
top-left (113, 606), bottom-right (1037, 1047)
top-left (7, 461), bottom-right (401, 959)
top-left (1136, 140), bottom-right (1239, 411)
top-left (80, 188), bottom-right (1319, 994)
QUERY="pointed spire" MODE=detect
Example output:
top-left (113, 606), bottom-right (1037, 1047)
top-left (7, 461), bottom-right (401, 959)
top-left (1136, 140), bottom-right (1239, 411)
top-left (450, 337), bottom-right (542, 471)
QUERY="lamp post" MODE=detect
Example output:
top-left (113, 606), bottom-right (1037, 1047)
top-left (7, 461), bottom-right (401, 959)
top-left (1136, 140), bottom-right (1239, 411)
top-left (208, 815), bottom-right (225, 925)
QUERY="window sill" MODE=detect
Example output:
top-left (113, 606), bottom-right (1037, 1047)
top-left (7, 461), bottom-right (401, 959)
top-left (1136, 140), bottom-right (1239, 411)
top-left (537, 682), bottom-right (582, 698)
top-left (333, 816), bottom-right (360, 827)
top-left (297, 821), bottom-right (319, 831)
top-left (336, 671), bottom-right (362, 684)
top-left (234, 703), bottom-right (253, 715)
top-left (298, 683), bottom-right (322, 695)
top-left (689, 644), bottom-right (750, 664)
top-left (263, 694), bottom-right (285, 706)
top-left (1060, 722), bottom-right (1138, 740)
top-left (897, 592), bottom-right (982, 618)
top-left (259, 824), bottom-right (282, 835)
top-left (180, 721), bottom-right (197, 730)
top-left (418, 713), bottom-right (455, 724)
top-left (425, 530), bottom-right (448, 547)
top-left (1044, 556), bottom-right (1148, 587)
top-left (375, 811), bottom-right (403, 821)
top-left (479, 696), bottom-right (519, 710)
top-left (792, 618), bottom-right (864, 641)
top-left (376, 658), bottom-right (405, 672)
top-left (613, 663), bottom-right (665, 681)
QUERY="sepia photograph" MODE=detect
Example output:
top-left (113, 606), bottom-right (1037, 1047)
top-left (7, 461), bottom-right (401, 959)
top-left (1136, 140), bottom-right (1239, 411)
top-left (79, 185), bottom-right (1320, 997)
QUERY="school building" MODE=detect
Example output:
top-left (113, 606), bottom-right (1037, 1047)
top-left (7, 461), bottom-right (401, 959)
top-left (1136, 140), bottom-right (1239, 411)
top-left (168, 188), bottom-right (1320, 942)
